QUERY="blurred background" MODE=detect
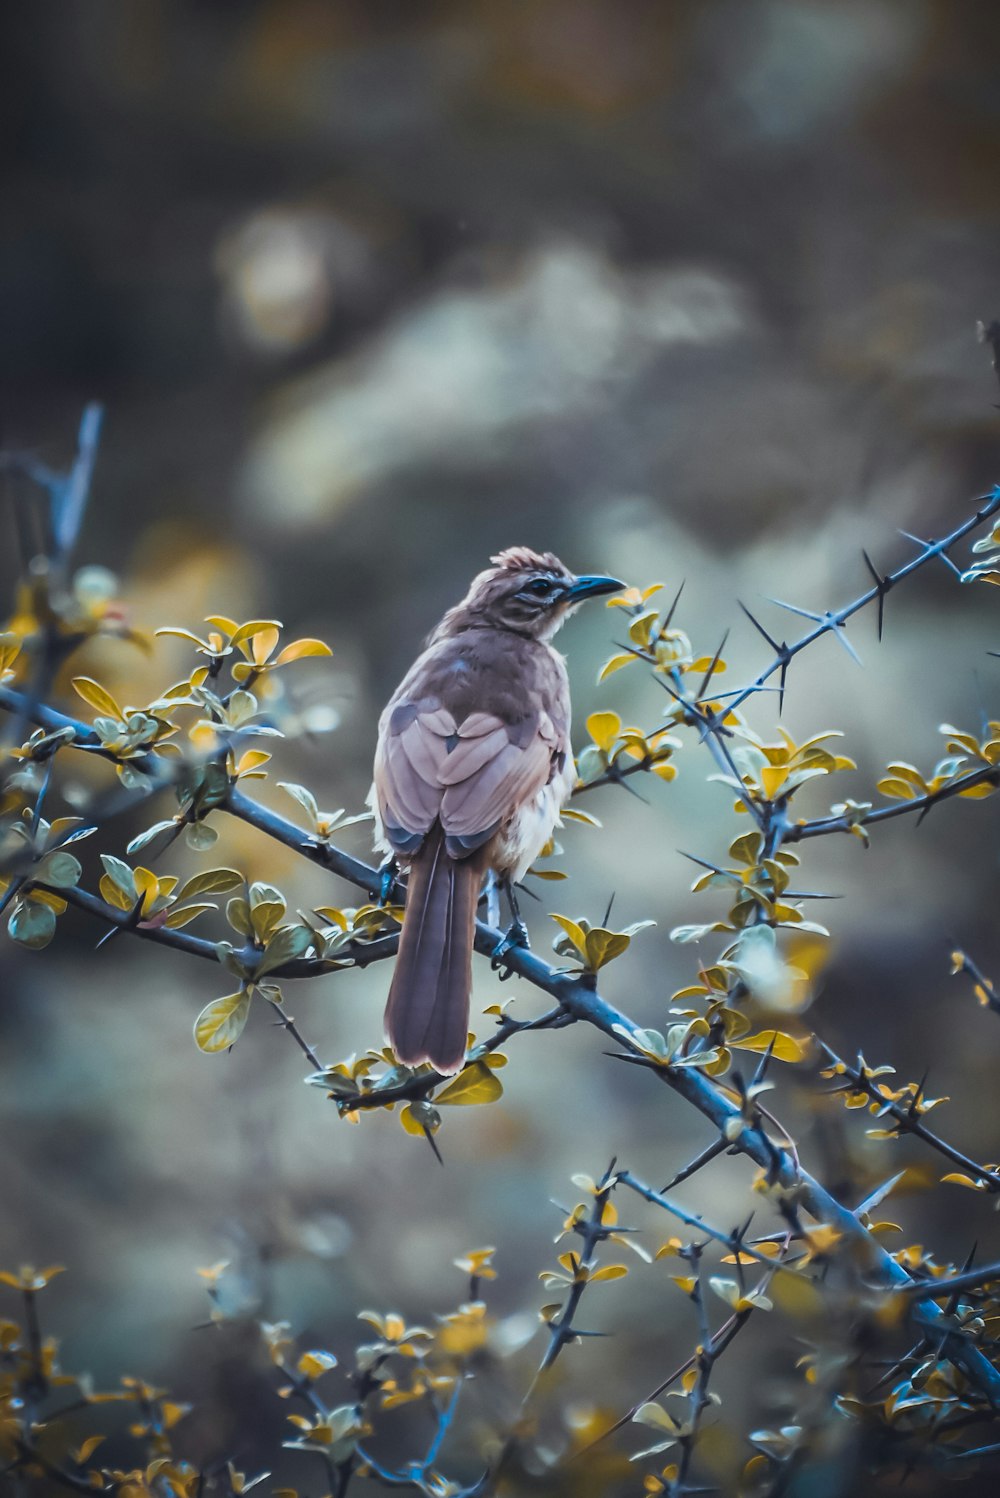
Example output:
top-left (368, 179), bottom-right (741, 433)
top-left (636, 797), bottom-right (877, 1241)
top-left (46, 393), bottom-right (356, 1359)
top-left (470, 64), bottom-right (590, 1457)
top-left (3, 1), bottom-right (1000, 1489)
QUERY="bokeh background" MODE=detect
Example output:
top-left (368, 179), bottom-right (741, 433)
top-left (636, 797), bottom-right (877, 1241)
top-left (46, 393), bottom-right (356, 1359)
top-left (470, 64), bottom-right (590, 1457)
top-left (3, 1), bottom-right (1000, 1490)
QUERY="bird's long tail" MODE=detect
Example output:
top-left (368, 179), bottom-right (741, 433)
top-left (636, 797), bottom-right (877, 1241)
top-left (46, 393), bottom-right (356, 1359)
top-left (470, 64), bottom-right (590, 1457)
top-left (384, 826), bottom-right (485, 1075)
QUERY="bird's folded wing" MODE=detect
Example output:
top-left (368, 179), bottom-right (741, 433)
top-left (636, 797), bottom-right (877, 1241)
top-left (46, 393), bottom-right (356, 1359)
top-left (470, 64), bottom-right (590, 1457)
top-left (374, 701), bottom-right (560, 856)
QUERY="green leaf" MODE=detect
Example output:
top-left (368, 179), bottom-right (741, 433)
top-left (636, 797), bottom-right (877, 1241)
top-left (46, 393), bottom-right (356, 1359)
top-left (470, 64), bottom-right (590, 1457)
top-left (194, 991), bottom-right (252, 1053)
top-left (127, 820), bottom-right (177, 855)
top-left (36, 851), bottom-right (82, 888)
top-left (670, 922), bottom-right (728, 943)
top-left (278, 781), bottom-right (320, 823)
top-left (633, 1402), bottom-right (678, 1432)
top-left (250, 900), bottom-right (285, 943)
top-left (258, 923), bottom-right (315, 975)
top-left (100, 854), bottom-right (137, 902)
top-left (249, 881), bottom-right (285, 910)
top-left (186, 821), bottom-right (219, 852)
top-left (163, 903), bottom-right (216, 928)
top-left (177, 868), bottom-right (243, 900)
top-left (227, 690), bottom-right (258, 727)
top-left (118, 762), bottom-right (152, 792)
top-left (226, 897), bottom-right (251, 936)
top-left (730, 832), bottom-right (763, 866)
top-left (215, 941), bottom-right (252, 979)
top-left (9, 899), bottom-right (58, 949)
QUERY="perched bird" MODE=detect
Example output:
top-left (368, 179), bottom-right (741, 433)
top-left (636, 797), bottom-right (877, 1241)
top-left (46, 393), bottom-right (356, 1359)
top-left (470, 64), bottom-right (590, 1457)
top-left (369, 547), bottom-right (622, 1075)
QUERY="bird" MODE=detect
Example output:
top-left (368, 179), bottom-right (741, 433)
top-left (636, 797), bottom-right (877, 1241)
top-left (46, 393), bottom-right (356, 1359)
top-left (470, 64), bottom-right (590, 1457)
top-left (369, 547), bottom-right (623, 1076)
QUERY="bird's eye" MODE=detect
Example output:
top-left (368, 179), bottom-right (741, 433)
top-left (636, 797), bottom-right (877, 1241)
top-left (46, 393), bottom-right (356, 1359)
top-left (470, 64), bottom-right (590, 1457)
top-left (526, 578), bottom-right (552, 595)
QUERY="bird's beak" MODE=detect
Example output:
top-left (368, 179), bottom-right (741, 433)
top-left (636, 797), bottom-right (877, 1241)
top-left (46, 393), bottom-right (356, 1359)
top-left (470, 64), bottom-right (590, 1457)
top-left (563, 574), bottom-right (625, 603)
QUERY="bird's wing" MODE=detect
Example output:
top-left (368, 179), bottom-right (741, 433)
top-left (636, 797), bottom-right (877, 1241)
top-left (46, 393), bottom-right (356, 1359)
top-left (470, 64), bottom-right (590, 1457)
top-left (374, 699), bottom-right (563, 858)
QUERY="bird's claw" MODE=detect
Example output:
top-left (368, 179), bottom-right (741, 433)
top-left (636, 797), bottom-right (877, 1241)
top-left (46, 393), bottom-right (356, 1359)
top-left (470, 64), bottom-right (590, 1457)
top-left (491, 918), bottom-right (530, 978)
top-left (378, 856), bottom-right (399, 906)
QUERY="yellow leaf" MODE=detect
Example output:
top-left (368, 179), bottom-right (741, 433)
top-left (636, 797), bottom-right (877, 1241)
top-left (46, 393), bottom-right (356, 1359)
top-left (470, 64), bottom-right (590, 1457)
top-left (586, 710), bottom-right (621, 753)
top-left (561, 808), bottom-right (602, 827)
top-left (99, 873), bottom-right (134, 911)
top-left (74, 1435), bottom-right (104, 1464)
top-left (400, 1104), bottom-right (430, 1137)
top-left (251, 625), bottom-right (281, 664)
top-left (584, 928), bottom-right (631, 970)
top-left (229, 619), bottom-right (282, 650)
top-left (236, 749), bottom-right (271, 776)
top-left (30, 888), bottom-right (67, 913)
top-left (133, 866), bottom-right (159, 915)
top-left (598, 653), bottom-right (636, 682)
top-left (204, 614), bottom-right (239, 635)
top-left (628, 609), bottom-right (659, 648)
top-left (72, 676), bottom-right (123, 719)
top-left (769, 1269), bottom-right (824, 1320)
top-left (274, 638), bottom-right (333, 666)
top-left (436, 1061), bottom-right (503, 1106)
top-left (549, 913), bottom-right (587, 955)
top-left (877, 777), bottom-right (917, 800)
top-left (721, 1242), bottom-right (782, 1264)
top-left (760, 764), bottom-right (789, 799)
top-left (589, 1264), bottom-right (628, 1282)
top-left (194, 991), bottom-right (251, 1053)
top-left (884, 761), bottom-right (926, 786)
top-left (731, 1030), bottom-right (808, 1064)
top-left (298, 1350), bottom-right (337, 1380)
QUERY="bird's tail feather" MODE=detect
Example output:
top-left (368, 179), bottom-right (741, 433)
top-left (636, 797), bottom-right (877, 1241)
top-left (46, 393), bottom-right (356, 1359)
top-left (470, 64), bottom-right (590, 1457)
top-left (385, 827), bottom-right (484, 1075)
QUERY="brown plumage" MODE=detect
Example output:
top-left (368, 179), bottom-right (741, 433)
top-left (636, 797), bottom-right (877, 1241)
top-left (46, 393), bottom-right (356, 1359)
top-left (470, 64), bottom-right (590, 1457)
top-left (370, 548), bottom-right (622, 1074)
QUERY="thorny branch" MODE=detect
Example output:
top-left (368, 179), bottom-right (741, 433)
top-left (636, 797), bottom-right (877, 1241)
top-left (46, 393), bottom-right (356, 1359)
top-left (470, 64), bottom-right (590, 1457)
top-left (6, 415), bottom-right (1000, 1492)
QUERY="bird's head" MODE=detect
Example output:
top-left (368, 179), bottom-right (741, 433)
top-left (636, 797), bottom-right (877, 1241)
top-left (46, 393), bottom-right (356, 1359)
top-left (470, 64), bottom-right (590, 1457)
top-left (437, 547), bottom-right (624, 641)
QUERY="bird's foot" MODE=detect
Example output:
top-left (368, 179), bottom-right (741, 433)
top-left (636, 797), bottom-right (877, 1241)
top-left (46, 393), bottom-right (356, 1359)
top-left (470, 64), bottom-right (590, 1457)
top-left (491, 918), bottom-right (530, 978)
top-left (378, 855), bottom-right (400, 906)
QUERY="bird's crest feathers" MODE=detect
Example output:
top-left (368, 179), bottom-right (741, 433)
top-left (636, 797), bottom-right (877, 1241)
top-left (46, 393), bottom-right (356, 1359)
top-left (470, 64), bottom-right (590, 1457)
top-left (490, 546), bottom-right (569, 577)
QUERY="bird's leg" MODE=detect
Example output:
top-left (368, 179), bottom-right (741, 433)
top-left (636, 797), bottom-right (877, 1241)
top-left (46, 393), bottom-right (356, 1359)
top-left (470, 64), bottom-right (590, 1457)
top-left (378, 854), bottom-right (400, 906)
top-left (480, 869), bottom-right (501, 928)
top-left (491, 875), bottom-right (530, 970)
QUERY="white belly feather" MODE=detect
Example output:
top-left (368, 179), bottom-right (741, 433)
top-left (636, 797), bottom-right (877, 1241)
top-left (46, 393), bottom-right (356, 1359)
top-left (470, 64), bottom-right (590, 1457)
top-left (492, 753), bottom-right (576, 882)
